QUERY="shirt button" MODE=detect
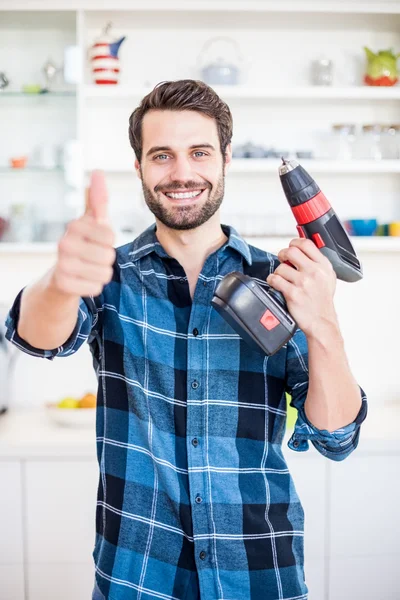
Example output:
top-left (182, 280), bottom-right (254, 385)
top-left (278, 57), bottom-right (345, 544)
top-left (193, 328), bottom-right (199, 337)
top-left (199, 551), bottom-right (207, 560)
top-left (293, 440), bottom-right (300, 448)
top-left (195, 495), bottom-right (202, 504)
top-left (191, 380), bottom-right (199, 390)
top-left (192, 438), bottom-right (199, 447)
top-left (179, 277), bottom-right (186, 284)
top-left (203, 281), bottom-right (207, 287)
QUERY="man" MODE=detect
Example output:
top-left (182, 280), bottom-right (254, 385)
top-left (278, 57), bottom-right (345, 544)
top-left (5, 79), bottom-right (367, 600)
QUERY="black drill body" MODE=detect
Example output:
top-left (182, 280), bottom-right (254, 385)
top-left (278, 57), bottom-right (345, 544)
top-left (211, 160), bottom-right (363, 356)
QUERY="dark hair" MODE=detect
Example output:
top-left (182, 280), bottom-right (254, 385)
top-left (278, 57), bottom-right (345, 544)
top-left (128, 79), bottom-right (233, 162)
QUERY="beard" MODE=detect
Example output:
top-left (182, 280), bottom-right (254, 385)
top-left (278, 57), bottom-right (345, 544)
top-left (141, 170), bottom-right (225, 231)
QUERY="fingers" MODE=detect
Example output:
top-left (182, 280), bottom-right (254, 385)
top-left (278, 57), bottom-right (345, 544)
top-left (278, 238), bottom-right (329, 272)
top-left (266, 272), bottom-right (294, 298)
top-left (67, 216), bottom-right (115, 249)
top-left (58, 235), bottom-right (116, 267)
top-left (271, 262), bottom-right (302, 285)
top-left (85, 170), bottom-right (109, 223)
top-left (289, 238), bottom-right (329, 264)
top-left (56, 255), bottom-right (114, 286)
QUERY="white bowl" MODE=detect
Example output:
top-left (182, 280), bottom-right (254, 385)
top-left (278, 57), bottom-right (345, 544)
top-left (45, 403), bottom-right (96, 429)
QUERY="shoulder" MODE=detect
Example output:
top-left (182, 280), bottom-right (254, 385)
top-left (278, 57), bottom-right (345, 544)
top-left (244, 242), bottom-right (280, 279)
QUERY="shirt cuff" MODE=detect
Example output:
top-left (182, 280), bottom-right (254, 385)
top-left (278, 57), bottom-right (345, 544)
top-left (4, 288), bottom-right (92, 361)
top-left (287, 386), bottom-right (368, 460)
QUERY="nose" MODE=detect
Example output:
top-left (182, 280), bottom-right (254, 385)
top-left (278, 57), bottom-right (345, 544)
top-left (169, 154), bottom-right (195, 183)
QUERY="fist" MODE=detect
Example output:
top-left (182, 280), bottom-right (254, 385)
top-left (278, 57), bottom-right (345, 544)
top-left (51, 171), bottom-right (116, 298)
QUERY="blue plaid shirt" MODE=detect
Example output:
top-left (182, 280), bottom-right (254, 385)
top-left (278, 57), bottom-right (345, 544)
top-left (5, 224), bottom-right (367, 600)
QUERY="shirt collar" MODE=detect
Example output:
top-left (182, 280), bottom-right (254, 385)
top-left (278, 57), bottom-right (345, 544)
top-left (127, 223), bottom-right (252, 266)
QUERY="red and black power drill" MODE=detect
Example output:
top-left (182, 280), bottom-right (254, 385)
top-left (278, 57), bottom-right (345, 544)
top-left (211, 159), bottom-right (363, 356)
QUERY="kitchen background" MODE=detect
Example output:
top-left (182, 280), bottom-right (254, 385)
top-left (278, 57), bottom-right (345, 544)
top-left (1, 1), bottom-right (400, 600)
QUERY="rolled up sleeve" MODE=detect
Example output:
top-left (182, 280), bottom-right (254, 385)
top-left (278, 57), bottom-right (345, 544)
top-left (4, 288), bottom-right (103, 361)
top-left (285, 328), bottom-right (368, 462)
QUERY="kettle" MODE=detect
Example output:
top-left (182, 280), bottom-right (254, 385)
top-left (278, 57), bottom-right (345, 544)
top-left (197, 37), bottom-right (242, 86)
top-left (0, 307), bottom-right (18, 415)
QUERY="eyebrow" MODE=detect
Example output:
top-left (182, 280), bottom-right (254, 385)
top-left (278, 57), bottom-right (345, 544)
top-left (146, 143), bottom-right (216, 157)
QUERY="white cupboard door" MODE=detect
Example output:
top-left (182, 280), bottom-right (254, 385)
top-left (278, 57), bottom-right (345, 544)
top-left (304, 556), bottom-right (326, 600)
top-left (329, 555), bottom-right (400, 600)
top-left (0, 461), bottom-right (24, 565)
top-left (0, 565), bottom-right (25, 600)
top-left (329, 455), bottom-right (400, 558)
top-left (25, 460), bottom-right (98, 563)
top-left (28, 563), bottom-right (95, 600)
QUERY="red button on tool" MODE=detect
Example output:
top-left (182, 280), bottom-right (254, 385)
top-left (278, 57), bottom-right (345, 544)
top-left (312, 233), bottom-right (325, 248)
top-left (296, 225), bottom-right (306, 238)
top-left (260, 309), bottom-right (280, 331)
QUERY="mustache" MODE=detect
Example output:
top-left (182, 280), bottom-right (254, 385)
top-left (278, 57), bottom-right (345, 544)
top-left (155, 180), bottom-right (212, 193)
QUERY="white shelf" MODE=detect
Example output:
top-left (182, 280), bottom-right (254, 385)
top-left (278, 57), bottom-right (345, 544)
top-left (247, 236), bottom-right (400, 253)
top-left (6, 2), bottom-right (400, 15)
top-left (2, 236), bottom-right (400, 255)
top-left (0, 243), bottom-right (57, 254)
top-left (84, 84), bottom-right (400, 102)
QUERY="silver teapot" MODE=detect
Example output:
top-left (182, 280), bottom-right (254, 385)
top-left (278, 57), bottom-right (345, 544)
top-left (197, 37), bottom-right (242, 86)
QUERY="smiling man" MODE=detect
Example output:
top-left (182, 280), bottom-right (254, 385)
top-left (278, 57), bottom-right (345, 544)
top-left (5, 79), bottom-right (367, 600)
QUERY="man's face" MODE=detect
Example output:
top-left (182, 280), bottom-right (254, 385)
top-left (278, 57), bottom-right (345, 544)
top-left (135, 109), bottom-right (231, 231)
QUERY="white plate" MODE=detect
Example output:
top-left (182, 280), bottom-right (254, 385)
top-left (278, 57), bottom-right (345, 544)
top-left (45, 403), bottom-right (96, 429)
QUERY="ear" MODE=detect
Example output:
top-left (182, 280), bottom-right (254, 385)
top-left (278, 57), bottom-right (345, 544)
top-left (224, 143), bottom-right (233, 171)
top-left (135, 159), bottom-right (142, 180)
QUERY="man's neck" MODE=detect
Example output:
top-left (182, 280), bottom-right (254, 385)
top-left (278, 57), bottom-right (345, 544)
top-left (154, 213), bottom-right (228, 277)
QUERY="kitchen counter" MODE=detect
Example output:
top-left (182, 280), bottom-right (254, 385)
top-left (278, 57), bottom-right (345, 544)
top-left (0, 404), bottom-right (399, 460)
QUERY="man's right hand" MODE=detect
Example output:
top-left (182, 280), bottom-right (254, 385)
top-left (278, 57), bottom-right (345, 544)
top-left (50, 170), bottom-right (116, 298)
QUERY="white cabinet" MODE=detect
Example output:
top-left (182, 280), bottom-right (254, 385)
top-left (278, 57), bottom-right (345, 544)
top-left (329, 555), bottom-right (399, 600)
top-left (24, 460), bottom-right (98, 600)
top-left (28, 564), bottom-right (95, 600)
top-left (0, 565), bottom-right (25, 600)
top-left (283, 449), bottom-right (327, 600)
top-left (0, 461), bottom-right (24, 564)
top-left (328, 455), bottom-right (400, 600)
top-left (0, 461), bottom-right (24, 600)
top-left (329, 455), bottom-right (400, 558)
top-left (25, 460), bottom-right (98, 564)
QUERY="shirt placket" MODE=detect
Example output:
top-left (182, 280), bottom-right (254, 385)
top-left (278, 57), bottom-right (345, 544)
top-left (186, 254), bottom-right (220, 599)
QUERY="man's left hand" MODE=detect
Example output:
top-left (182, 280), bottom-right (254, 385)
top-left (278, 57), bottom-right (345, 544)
top-left (266, 238), bottom-right (338, 339)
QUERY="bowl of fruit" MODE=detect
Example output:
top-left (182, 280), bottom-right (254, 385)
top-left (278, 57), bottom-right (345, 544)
top-left (45, 393), bottom-right (96, 428)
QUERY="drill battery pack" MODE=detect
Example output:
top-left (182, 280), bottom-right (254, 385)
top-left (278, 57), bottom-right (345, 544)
top-left (211, 272), bottom-right (297, 356)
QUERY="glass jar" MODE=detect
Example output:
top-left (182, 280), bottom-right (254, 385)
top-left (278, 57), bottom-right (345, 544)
top-left (331, 124), bottom-right (356, 160)
top-left (381, 124), bottom-right (400, 159)
top-left (359, 124), bottom-right (383, 160)
top-left (311, 59), bottom-right (333, 86)
top-left (6, 203), bottom-right (35, 242)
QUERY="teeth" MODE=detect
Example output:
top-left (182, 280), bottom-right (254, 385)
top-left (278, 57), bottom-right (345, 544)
top-left (165, 190), bottom-right (202, 199)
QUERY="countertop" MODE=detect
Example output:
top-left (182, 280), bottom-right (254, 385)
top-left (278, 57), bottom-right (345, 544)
top-left (0, 405), bottom-right (399, 460)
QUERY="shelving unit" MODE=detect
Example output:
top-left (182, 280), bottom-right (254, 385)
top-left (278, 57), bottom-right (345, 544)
top-left (1, 2), bottom-right (400, 254)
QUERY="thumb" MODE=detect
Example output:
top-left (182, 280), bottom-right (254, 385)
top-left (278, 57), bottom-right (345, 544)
top-left (85, 170), bottom-right (109, 222)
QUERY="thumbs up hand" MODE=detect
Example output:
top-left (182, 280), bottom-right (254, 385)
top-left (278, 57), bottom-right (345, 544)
top-left (50, 171), bottom-right (116, 298)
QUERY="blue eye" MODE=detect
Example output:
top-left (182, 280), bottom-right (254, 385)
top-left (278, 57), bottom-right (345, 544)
top-left (154, 154), bottom-right (169, 161)
top-left (194, 151), bottom-right (206, 158)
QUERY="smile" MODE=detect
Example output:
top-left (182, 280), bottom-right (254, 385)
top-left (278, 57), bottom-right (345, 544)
top-left (164, 189), bottom-right (204, 199)
top-left (161, 189), bottom-right (207, 203)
